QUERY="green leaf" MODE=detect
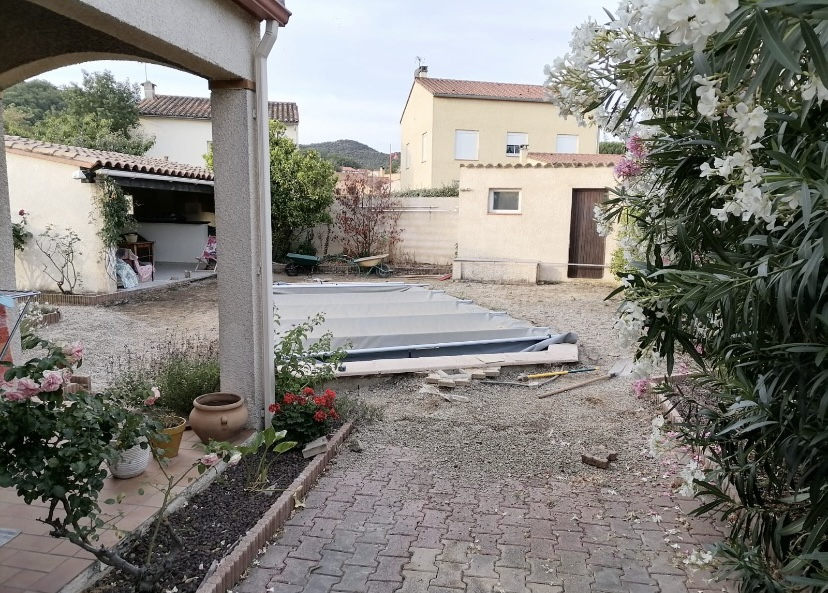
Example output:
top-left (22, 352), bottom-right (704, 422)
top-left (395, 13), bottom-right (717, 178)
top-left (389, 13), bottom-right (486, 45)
top-left (274, 441), bottom-right (296, 454)
top-left (800, 18), bottom-right (828, 84)
top-left (729, 21), bottom-right (761, 90)
top-left (756, 10), bottom-right (802, 73)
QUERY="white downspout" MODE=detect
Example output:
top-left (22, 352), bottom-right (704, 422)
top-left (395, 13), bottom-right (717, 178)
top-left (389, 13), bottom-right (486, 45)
top-left (256, 20), bottom-right (278, 426)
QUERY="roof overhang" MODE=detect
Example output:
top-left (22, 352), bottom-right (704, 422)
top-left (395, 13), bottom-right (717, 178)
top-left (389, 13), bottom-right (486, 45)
top-left (230, 0), bottom-right (291, 24)
top-left (95, 168), bottom-right (214, 194)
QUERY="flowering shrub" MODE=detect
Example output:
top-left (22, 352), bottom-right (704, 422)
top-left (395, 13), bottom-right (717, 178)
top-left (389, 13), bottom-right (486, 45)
top-left (12, 209), bottom-right (31, 251)
top-left (270, 387), bottom-right (339, 445)
top-left (547, 1), bottom-right (828, 589)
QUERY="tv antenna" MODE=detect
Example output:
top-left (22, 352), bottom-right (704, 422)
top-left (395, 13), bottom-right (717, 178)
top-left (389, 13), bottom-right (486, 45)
top-left (416, 56), bottom-right (425, 67)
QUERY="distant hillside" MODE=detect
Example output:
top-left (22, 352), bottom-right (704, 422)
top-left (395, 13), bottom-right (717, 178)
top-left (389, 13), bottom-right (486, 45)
top-left (299, 139), bottom-right (398, 171)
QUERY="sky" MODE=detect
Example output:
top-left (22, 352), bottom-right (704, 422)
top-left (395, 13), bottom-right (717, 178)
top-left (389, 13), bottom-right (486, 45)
top-left (34, 0), bottom-right (613, 153)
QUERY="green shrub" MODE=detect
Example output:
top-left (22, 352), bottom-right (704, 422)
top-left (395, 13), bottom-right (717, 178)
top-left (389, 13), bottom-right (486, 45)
top-left (334, 393), bottom-right (384, 425)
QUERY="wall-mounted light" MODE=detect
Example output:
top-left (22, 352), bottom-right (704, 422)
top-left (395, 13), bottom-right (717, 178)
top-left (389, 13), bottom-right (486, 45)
top-left (71, 169), bottom-right (94, 183)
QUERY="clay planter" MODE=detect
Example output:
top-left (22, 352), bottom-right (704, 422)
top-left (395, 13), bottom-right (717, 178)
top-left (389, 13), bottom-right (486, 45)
top-left (190, 392), bottom-right (248, 444)
top-left (151, 416), bottom-right (187, 458)
top-left (108, 441), bottom-right (151, 479)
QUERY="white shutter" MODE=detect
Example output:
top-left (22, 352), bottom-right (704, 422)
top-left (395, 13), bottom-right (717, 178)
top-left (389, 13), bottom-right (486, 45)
top-left (556, 134), bottom-right (579, 153)
top-left (454, 130), bottom-right (479, 160)
top-left (421, 132), bottom-right (428, 162)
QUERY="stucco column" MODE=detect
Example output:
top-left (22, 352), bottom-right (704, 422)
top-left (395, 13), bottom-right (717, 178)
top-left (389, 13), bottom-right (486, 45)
top-left (0, 99), bottom-right (21, 362)
top-left (211, 88), bottom-right (270, 428)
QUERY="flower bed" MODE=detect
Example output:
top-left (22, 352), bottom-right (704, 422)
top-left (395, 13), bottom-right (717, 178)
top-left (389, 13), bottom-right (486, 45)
top-left (86, 422), bottom-right (352, 593)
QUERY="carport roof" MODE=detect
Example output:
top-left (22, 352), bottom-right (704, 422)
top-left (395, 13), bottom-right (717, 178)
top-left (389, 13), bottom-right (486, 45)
top-left (4, 135), bottom-right (214, 181)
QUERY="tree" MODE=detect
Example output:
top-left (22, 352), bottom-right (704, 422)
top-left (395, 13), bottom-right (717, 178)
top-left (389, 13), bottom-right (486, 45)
top-left (334, 174), bottom-right (402, 258)
top-left (269, 123), bottom-right (337, 259)
top-left (205, 122), bottom-right (338, 260)
top-left (33, 112), bottom-right (154, 155)
top-left (63, 70), bottom-right (141, 136)
top-left (2, 105), bottom-right (35, 137)
top-left (547, 1), bottom-right (828, 590)
top-left (3, 79), bottom-right (65, 124)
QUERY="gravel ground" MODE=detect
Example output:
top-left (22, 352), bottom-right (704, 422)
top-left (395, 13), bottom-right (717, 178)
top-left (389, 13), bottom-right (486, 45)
top-left (40, 276), bottom-right (666, 497)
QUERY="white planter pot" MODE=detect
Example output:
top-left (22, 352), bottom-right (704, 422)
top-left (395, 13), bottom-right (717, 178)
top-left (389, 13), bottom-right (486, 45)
top-left (108, 442), bottom-right (151, 479)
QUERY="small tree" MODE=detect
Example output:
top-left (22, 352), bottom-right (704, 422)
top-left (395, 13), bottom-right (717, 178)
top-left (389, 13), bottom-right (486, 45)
top-left (334, 174), bottom-right (403, 258)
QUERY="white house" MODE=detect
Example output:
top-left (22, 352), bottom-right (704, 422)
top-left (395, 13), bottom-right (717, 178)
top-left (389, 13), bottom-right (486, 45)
top-left (138, 81), bottom-right (299, 167)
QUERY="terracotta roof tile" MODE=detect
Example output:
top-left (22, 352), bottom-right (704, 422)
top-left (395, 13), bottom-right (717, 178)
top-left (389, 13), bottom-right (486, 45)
top-left (416, 77), bottom-right (546, 102)
top-left (4, 135), bottom-right (214, 180)
top-left (527, 152), bottom-right (622, 167)
top-left (138, 95), bottom-right (299, 123)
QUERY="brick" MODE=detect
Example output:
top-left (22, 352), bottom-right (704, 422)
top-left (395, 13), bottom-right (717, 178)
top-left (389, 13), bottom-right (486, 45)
top-left (592, 567), bottom-right (626, 593)
top-left (500, 507), bottom-right (528, 526)
top-left (422, 509), bottom-right (451, 528)
top-left (318, 500), bottom-right (353, 519)
top-left (333, 565), bottom-right (375, 592)
top-left (380, 534), bottom-right (416, 558)
top-left (651, 574), bottom-right (689, 593)
top-left (360, 479), bottom-right (390, 496)
top-left (344, 542), bottom-right (383, 568)
top-left (274, 557), bottom-right (319, 586)
top-left (464, 576), bottom-right (500, 593)
top-left (437, 540), bottom-right (470, 564)
top-left (404, 547), bottom-right (439, 573)
top-left (471, 533), bottom-right (501, 555)
top-left (358, 524), bottom-right (390, 545)
top-left (366, 581), bottom-right (402, 593)
top-left (495, 566), bottom-right (528, 592)
top-left (325, 529), bottom-right (361, 553)
top-left (528, 537), bottom-right (557, 560)
top-left (582, 453), bottom-right (609, 469)
top-left (624, 584), bottom-right (659, 593)
top-left (621, 560), bottom-right (655, 585)
top-left (466, 554), bottom-right (500, 579)
top-left (496, 544), bottom-right (529, 569)
top-left (370, 555), bottom-right (407, 582)
top-left (415, 527), bottom-right (447, 549)
top-left (328, 485), bottom-right (358, 501)
top-left (398, 570), bottom-right (434, 593)
top-left (527, 558), bottom-right (562, 585)
top-left (444, 521), bottom-right (474, 541)
top-left (337, 510), bottom-right (374, 532)
top-left (558, 574), bottom-right (592, 593)
top-left (557, 551), bottom-right (589, 576)
top-left (555, 530), bottom-right (586, 552)
top-left (475, 514), bottom-right (503, 535)
top-left (527, 585), bottom-right (563, 593)
top-left (304, 573), bottom-right (341, 593)
top-left (390, 516), bottom-right (420, 536)
top-left (316, 549), bottom-right (351, 577)
top-left (499, 525), bottom-right (531, 545)
top-left (449, 504), bottom-right (479, 523)
top-left (258, 544), bottom-right (293, 569)
top-left (309, 518), bottom-right (343, 539)
top-left (430, 560), bottom-right (467, 589)
top-left (289, 535), bottom-right (330, 561)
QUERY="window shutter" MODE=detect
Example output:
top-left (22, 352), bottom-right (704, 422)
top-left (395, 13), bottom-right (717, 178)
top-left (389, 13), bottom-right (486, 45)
top-left (556, 134), bottom-right (579, 153)
top-left (454, 130), bottom-right (479, 160)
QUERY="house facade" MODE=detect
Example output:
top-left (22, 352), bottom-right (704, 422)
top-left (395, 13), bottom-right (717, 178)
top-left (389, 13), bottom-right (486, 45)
top-left (138, 82), bottom-right (299, 167)
top-left (399, 69), bottom-right (599, 190)
top-left (5, 135), bottom-right (215, 294)
top-left (453, 152), bottom-right (621, 283)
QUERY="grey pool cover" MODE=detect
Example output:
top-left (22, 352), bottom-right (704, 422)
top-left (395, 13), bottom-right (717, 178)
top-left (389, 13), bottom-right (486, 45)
top-left (272, 282), bottom-right (577, 361)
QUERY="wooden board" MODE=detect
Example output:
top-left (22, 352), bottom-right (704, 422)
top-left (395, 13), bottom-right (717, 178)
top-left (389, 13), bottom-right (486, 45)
top-left (336, 344), bottom-right (579, 377)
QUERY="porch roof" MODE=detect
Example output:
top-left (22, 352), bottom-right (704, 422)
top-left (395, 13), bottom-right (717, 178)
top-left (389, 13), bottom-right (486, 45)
top-left (3, 135), bottom-right (214, 181)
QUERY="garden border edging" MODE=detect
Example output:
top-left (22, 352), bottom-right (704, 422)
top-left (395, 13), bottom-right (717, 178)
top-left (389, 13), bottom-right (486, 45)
top-left (196, 421), bottom-right (354, 593)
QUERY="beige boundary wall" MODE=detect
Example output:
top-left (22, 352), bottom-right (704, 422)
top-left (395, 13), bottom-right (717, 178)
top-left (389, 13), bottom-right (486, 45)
top-left (454, 163), bottom-right (618, 284)
top-left (7, 152), bottom-right (114, 294)
top-left (312, 196), bottom-right (459, 266)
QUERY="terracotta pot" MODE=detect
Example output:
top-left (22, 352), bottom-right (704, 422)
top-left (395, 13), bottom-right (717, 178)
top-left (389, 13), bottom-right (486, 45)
top-left (189, 392), bottom-right (248, 444)
top-left (108, 441), bottom-right (151, 479)
top-left (151, 416), bottom-right (187, 458)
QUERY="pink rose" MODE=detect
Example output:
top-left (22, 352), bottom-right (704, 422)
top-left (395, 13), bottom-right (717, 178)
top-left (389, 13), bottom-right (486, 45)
top-left (200, 453), bottom-right (220, 467)
top-left (3, 389), bottom-right (26, 402)
top-left (15, 377), bottom-right (40, 398)
top-left (18, 209), bottom-right (26, 216)
top-left (62, 342), bottom-right (84, 363)
top-left (39, 370), bottom-right (65, 392)
top-left (144, 387), bottom-right (161, 406)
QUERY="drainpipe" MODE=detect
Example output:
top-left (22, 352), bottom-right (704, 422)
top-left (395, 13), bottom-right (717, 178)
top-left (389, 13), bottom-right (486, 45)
top-left (256, 19), bottom-right (278, 426)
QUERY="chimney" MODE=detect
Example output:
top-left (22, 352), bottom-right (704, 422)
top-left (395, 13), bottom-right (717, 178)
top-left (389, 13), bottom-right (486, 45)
top-left (415, 65), bottom-right (428, 78)
top-left (519, 145), bottom-right (529, 165)
top-left (142, 80), bottom-right (156, 100)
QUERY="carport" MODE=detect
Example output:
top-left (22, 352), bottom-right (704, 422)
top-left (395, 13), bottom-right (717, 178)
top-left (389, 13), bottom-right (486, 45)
top-left (0, 0), bottom-right (290, 426)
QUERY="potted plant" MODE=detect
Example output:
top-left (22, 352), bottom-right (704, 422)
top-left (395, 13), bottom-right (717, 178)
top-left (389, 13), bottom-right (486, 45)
top-left (109, 382), bottom-right (186, 460)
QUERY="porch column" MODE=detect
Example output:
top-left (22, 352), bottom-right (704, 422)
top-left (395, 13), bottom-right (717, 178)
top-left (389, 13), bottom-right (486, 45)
top-left (0, 100), bottom-right (21, 361)
top-left (211, 86), bottom-right (270, 428)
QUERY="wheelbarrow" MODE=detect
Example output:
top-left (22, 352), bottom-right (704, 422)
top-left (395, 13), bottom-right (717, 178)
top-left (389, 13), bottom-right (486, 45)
top-left (284, 253), bottom-right (325, 276)
top-left (350, 254), bottom-right (392, 277)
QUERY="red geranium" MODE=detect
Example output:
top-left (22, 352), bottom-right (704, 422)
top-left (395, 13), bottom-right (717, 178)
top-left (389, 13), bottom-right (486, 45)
top-left (268, 403), bottom-right (281, 414)
top-left (313, 410), bottom-right (327, 422)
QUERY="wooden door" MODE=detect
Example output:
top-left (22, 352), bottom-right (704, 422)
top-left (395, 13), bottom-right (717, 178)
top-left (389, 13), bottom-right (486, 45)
top-left (568, 189), bottom-right (608, 279)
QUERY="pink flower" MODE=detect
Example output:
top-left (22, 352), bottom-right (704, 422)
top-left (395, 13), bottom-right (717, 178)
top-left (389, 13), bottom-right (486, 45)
top-left (18, 209), bottom-right (26, 216)
top-left (227, 452), bottom-right (242, 467)
top-left (15, 377), bottom-right (40, 398)
top-left (626, 135), bottom-right (647, 159)
top-left (614, 156), bottom-right (643, 179)
top-left (3, 389), bottom-right (26, 402)
top-left (62, 342), bottom-right (84, 363)
top-left (39, 370), bottom-right (64, 392)
top-left (632, 379), bottom-right (650, 396)
top-left (200, 453), bottom-right (220, 467)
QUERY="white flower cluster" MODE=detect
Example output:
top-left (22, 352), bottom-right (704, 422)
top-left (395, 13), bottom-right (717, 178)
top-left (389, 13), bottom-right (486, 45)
top-left (802, 72), bottom-right (828, 104)
top-left (593, 203), bottom-right (614, 237)
top-left (637, 0), bottom-right (740, 51)
top-left (683, 548), bottom-right (716, 568)
top-left (677, 459), bottom-right (706, 497)
top-left (632, 346), bottom-right (662, 378)
top-left (648, 414), bottom-right (672, 458)
top-left (614, 300), bottom-right (647, 348)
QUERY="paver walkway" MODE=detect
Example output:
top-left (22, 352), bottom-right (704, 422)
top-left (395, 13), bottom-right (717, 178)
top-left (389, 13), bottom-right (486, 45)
top-left (236, 443), bottom-right (734, 593)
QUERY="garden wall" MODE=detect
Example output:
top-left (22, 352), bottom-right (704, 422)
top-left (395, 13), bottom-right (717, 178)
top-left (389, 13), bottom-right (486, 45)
top-left (312, 196), bottom-right (459, 265)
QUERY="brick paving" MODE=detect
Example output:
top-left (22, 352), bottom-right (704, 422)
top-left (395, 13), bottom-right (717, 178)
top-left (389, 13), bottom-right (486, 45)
top-left (235, 445), bottom-right (735, 593)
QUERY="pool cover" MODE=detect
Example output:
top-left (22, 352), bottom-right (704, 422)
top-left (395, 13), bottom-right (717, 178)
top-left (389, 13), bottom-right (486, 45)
top-left (272, 282), bottom-right (577, 361)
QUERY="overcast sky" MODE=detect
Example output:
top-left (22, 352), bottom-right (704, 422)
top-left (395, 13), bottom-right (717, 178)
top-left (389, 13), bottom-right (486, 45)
top-left (35, 0), bottom-right (612, 152)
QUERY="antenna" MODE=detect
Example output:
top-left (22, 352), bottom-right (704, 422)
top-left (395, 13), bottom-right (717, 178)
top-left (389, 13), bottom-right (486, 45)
top-left (416, 56), bottom-right (425, 68)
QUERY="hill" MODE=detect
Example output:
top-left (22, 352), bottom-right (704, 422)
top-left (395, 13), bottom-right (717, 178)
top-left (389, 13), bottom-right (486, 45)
top-left (299, 139), bottom-right (398, 171)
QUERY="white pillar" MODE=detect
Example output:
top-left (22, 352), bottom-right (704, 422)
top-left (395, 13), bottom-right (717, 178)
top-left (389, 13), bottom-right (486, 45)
top-left (210, 87), bottom-right (270, 428)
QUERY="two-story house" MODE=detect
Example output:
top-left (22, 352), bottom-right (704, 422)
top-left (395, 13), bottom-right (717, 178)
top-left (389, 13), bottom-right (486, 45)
top-left (138, 81), bottom-right (299, 167)
top-left (399, 68), bottom-right (598, 190)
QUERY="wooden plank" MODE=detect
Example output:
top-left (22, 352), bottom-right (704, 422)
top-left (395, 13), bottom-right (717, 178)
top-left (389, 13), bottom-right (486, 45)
top-left (336, 344), bottom-right (579, 377)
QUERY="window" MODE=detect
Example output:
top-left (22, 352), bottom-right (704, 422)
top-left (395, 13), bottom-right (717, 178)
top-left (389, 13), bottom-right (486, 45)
top-left (405, 143), bottom-right (411, 169)
top-left (556, 134), bottom-right (579, 153)
top-left (489, 189), bottom-right (521, 213)
top-left (454, 130), bottom-right (479, 160)
top-left (506, 132), bottom-right (528, 156)
top-left (421, 132), bottom-right (428, 162)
